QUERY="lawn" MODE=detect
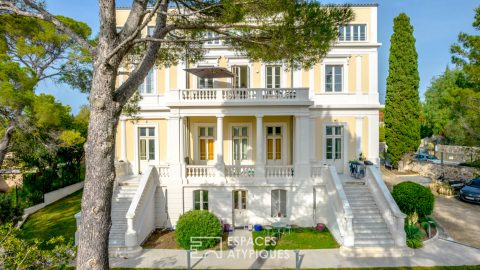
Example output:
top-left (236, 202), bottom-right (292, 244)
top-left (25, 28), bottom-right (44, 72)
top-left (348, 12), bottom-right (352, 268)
top-left (21, 190), bottom-right (82, 243)
top-left (252, 227), bottom-right (339, 250)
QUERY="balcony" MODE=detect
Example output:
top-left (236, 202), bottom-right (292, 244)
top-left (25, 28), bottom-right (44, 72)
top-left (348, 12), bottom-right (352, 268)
top-left (167, 87), bottom-right (312, 106)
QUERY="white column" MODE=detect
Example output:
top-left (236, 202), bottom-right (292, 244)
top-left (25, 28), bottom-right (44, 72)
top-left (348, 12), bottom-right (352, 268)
top-left (309, 116), bottom-right (316, 163)
top-left (294, 115), bottom-right (310, 178)
top-left (368, 114), bottom-right (380, 165)
top-left (168, 115), bottom-right (183, 179)
top-left (255, 115), bottom-right (265, 178)
top-left (356, 55), bottom-right (362, 94)
top-left (179, 117), bottom-right (185, 165)
top-left (355, 117), bottom-right (363, 159)
top-left (120, 118), bottom-right (127, 161)
top-left (216, 116), bottom-right (225, 177)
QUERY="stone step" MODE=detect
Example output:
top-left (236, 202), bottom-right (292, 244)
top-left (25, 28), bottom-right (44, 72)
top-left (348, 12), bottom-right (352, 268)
top-left (349, 201), bottom-right (376, 207)
top-left (346, 195), bottom-right (374, 200)
top-left (354, 227), bottom-right (390, 234)
top-left (355, 233), bottom-right (393, 239)
top-left (351, 208), bottom-right (381, 215)
top-left (355, 238), bottom-right (395, 246)
top-left (353, 222), bottom-right (388, 229)
top-left (353, 216), bottom-right (385, 223)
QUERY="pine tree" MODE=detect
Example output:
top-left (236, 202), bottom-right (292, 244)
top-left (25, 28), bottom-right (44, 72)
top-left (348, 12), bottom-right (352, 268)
top-left (385, 13), bottom-right (421, 166)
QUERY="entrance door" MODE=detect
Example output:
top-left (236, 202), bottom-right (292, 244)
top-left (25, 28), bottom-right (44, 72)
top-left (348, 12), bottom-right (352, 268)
top-left (138, 127), bottom-right (156, 174)
top-left (233, 190), bottom-right (248, 228)
top-left (325, 125), bottom-right (344, 173)
top-left (266, 126), bottom-right (283, 165)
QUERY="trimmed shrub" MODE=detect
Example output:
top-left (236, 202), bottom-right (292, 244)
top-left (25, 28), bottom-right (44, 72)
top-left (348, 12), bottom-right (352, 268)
top-left (175, 210), bottom-right (222, 250)
top-left (392, 181), bottom-right (434, 217)
top-left (405, 224), bottom-right (424, 249)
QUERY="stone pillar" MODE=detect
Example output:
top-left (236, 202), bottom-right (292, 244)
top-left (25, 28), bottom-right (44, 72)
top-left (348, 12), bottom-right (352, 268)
top-left (255, 115), bottom-right (265, 178)
top-left (168, 115), bottom-right (183, 179)
top-left (120, 118), bottom-right (127, 161)
top-left (309, 116), bottom-right (316, 163)
top-left (216, 116), bottom-right (225, 177)
top-left (294, 115), bottom-right (310, 178)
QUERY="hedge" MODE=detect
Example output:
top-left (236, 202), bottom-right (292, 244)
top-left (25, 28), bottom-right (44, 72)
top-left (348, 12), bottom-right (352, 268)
top-left (175, 210), bottom-right (222, 250)
top-left (392, 181), bottom-right (434, 217)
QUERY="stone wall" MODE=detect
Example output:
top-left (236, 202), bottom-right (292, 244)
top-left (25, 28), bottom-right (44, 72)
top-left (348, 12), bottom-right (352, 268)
top-left (403, 160), bottom-right (480, 181)
top-left (435, 145), bottom-right (480, 163)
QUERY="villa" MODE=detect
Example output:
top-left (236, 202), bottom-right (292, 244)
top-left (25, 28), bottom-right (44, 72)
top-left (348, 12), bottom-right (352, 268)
top-left (76, 3), bottom-right (410, 258)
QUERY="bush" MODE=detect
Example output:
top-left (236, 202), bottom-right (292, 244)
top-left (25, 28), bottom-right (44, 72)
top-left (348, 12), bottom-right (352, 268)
top-left (392, 181), bottom-right (434, 217)
top-left (0, 192), bottom-right (23, 225)
top-left (175, 210), bottom-right (222, 250)
top-left (405, 224), bottom-right (424, 249)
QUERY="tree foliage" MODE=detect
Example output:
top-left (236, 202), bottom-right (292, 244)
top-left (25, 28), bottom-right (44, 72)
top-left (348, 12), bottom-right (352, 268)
top-left (423, 6), bottom-right (480, 146)
top-left (384, 13), bottom-right (421, 166)
top-left (0, 223), bottom-right (75, 269)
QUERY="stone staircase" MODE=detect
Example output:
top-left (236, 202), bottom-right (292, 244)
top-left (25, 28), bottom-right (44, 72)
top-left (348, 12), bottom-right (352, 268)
top-left (344, 183), bottom-right (395, 248)
top-left (109, 178), bottom-right (139, 248)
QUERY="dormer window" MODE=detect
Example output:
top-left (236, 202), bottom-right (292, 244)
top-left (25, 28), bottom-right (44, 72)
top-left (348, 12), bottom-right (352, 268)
top-left (339, 24), bottom-right (367, 42)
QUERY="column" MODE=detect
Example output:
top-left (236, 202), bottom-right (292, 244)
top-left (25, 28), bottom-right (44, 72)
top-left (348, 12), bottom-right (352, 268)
top-left (255, 115), bottom-right (265, 178)
top-left (356, 55), bottom-right (362, 94)
top-left (355, 117), bottom-right (363, 160)
top-left (120, 118), bottom-right (127, 161)
top-left (179, 117), bottom-right (185, 165)
top-left (167, 115), bottom-right (182, 179)
top-left (294, 115), bottom-right (310, 178)
top-left (216, 116), bottom-right (225, 177)
top-left (309, 116), bottom-right (316, 163)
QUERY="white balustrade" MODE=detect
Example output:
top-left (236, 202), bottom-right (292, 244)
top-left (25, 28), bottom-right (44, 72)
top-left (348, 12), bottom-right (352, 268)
top-left (265, 165), bottom-right (294, 178)
top-left (311, 165), bottom-right (324, 178)
top-left (186, 165), bottom-right (216, 178)
top-left (156, 165), bottom-right (170, 178)
top-left (225, 165), bottom-right (255, 178)
top-left (176, 88), bottom-right (309, 103)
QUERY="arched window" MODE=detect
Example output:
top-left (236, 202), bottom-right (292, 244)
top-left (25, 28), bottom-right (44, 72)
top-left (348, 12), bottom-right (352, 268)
top-left (271, 189), bottom-right (287, 217)
top-left (193, 190), bottom-right (209, 210)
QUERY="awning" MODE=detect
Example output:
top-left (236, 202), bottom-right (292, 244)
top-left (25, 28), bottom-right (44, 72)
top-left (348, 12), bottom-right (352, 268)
top-left (184, 67), bottom-right (234, 78)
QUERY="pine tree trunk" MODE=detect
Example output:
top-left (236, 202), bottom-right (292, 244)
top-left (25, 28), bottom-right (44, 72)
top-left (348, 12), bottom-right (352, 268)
top-left (76, 62), bottom-right (119, 270)
top-left (0, 124), bottom-right (15, 167)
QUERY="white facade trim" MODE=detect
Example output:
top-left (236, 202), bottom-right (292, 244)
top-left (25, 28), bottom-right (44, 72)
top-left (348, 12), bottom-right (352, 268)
top-left (320, 58), bottom-right (349, 93)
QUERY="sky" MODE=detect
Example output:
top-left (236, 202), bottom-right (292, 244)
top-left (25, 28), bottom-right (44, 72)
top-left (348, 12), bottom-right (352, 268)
top-left (38, 0), bottom-right (479, 114)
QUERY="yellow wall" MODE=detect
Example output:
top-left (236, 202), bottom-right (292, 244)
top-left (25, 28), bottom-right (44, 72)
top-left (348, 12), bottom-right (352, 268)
top-left (361, 54), bottom-right (370, 93)
top-left (362, 117), bottom-right (369, 157)
top-left (186, 116), bottom-right (293, 165)
top-left (252, 62), bottom-right (262, 88)
top-left (352, 7), bottom-right (372, 42)
top-left (315, 116), bottom-right (357, 162)
top-left (115, 119), bottom-right (168, 164)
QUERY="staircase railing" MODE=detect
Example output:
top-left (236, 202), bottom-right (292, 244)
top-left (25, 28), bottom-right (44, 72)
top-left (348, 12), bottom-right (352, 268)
top-left (317, 165), bottom-right (354, 247)
top-left (125, 166), bottom-right (158, 249)
top-left (365, 166), bottom-right (407, 247)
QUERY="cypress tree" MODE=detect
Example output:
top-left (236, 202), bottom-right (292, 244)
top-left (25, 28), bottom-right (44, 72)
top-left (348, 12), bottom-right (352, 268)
top-left (385, 13), bottom-right (421, 166)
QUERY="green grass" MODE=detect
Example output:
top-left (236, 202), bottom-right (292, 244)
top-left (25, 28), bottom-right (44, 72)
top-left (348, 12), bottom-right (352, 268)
top-left (20, 190), bottom-right (82, 243)
top-left (252, 227), bottom-right (339, 250)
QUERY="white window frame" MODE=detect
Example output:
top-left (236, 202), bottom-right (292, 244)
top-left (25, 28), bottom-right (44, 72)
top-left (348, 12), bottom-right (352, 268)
top-left (321, 122), bottom-right (349, 163)
top-left (338, 24), bottom-right (368, 42)
top-left (231, 65), bottom-right (250, 88)
top-left (321, 59), bottom-right (349, 94)
top-left (133, 123), bottom-right (160, 174)
top-left (205, 31), bottom-right (221, 46)
top-left (138, 68), bottom-right (157, 95)
top-left (265, 65), bottom-right (282, 88)
top-left (193, 189), bottom-right (209, 210)
top-left (195, 65), bottom-right (215, 89)
top-left (147, 26), bottom-right (155, 37)
top-left (271, 189), bottom-right (287, 218)
top-left (265, 122), bottom-right (288, 165)
top-left (193, 123), bottom-right (216, 165)
top-left (325, 65), bottom-right (344, 93)
top-left (228, 123), bottom-right (253, 165)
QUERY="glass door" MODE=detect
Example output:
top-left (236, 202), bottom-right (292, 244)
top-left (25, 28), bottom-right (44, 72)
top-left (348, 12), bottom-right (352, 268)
top-left (325, 125), bottom-right (344, 173)
top-left (138, 127), bottom-right (156, 174)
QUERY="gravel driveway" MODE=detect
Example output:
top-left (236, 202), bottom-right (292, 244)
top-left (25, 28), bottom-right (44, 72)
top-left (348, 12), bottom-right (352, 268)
top-left (381, 168), bottom-right (480, 249)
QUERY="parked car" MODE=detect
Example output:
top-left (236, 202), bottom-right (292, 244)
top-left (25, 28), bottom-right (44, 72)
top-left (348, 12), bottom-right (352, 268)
top-left (459, 178), bottom-right (480, 204)
top-left (414, 153), bottom-right (438, 162)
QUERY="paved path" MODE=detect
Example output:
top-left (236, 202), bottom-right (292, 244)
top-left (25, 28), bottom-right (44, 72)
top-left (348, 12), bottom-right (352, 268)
top-left (381, 168), bottom-right (480, 249)
top-left (110, 238), bottom-right (480, 269)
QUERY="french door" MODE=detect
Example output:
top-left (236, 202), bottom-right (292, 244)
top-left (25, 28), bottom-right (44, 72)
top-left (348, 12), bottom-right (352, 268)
top-left (233, 190), bottom-right (248, 227)
top-left (232, 126), bottom-right (248, 165)
top-left (138, 127), bottom-right (156, 174)
top-left (325, 125), bottom-right (344, 173)
top-left (266, 126), bottom-right (283, 165)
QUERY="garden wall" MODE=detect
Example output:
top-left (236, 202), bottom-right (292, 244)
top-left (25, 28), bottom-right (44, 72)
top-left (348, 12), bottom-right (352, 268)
top-left (403, 160), bottom-right (479, 181)
top-left (434, 145), bottom-right (480, 163)
top-left (23, 181), bottom-right (84, 216)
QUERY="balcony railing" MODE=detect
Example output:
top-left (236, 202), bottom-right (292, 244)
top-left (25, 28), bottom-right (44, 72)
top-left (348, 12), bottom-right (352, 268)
top-left (170, 88), bottom-right (310, 104)
top-left (265, 165), bottom-right (294, 178)
top-left (225, 165), bottom-right (255, 178)
top-left (186, 165), bottom-right (216, 178)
